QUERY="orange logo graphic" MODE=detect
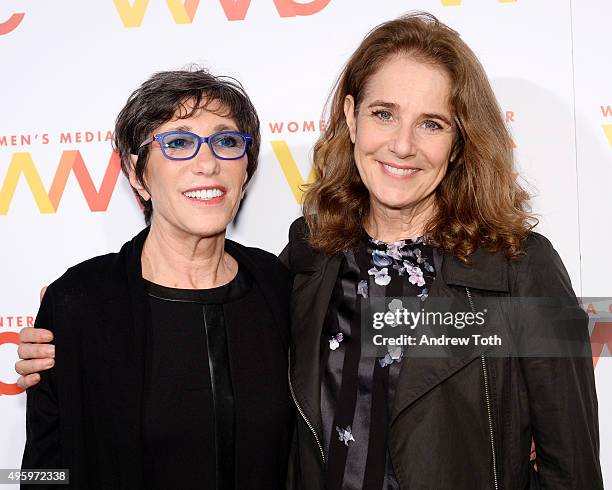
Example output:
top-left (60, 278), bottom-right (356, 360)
top-left (591, 321), bottom-right (612, 368)
top-left (0, 11), bottom-right (25, 35)
top-left (585, 301), bottom-right (612, 369)
top-left (601, 105), bottom-right (612, 147)
top-left (0, 332), bottom-right (24, 396)
top-left (114, 0), bottom-right (330, 27)
top-left (0, 151), bottom-right (121, 215)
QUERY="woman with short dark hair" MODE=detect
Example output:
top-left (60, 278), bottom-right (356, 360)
top-left (20, 68), bottom-right (293, 489)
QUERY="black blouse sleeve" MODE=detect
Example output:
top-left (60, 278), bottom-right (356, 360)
top-left (21, 285), bottom-right (62, 488)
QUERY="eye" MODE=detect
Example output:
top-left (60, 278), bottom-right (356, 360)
top-left (372, 110), bottom-right (393, 122)
top-left (212, 132), bottom-right (243, 149)
top-left (216, 135), bottom-right (239, 148)
top-left (164, 137), bottom-right (195, 149)
top-left (421, 120), bottom-right (443, 131)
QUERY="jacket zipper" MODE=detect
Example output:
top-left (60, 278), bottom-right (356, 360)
top-left (288, 350), bottom-right (326, 465)
top-left (466, 287), bottom-right (500, 490)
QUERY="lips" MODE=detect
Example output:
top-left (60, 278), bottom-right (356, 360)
top-left (183, 186), bottom-right (226, 200)
top-left (182, 186), bottom-right (227, 204)
top-left (378, 161), bottom-right (421, 178)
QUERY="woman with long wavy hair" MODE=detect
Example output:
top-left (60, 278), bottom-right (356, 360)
top-left (281, 12), bottom-right (602, 489)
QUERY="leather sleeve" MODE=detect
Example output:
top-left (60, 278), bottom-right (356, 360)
top-left (512, 234), bottom-right (603, 489)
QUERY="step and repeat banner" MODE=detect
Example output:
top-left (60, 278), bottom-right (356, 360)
top-left (1, 0), bottom-right (610, 486)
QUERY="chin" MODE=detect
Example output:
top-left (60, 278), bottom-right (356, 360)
top-left (181, 219), bottom-right (229, 239)
top-left (373, 192), bottom-right (417, 211)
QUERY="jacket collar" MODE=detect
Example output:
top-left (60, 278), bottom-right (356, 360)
top-left (438, 246), bottom-right (510, 293)
top-left (286, 236), bottom-right (512, 435)
top-left (290, 232), bottom-right (510, 293)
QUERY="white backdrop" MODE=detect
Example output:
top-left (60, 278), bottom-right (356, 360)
top-left (0, 0), bottom-right (610, 487)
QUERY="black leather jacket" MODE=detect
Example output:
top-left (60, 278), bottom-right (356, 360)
top-left (281, 217), bottom-right (602, 490)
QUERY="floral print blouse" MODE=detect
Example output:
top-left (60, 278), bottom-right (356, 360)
top-left (320, 234), bottom-right (436, 490)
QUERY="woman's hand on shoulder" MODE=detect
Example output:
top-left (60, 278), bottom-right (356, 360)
top-left (15, 286), bottom-right (55, 389)
top-left (16, 327), bottom-right (55, 389)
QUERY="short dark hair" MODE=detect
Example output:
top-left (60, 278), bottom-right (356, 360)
top-left (113, 67), bottom-right (260, 224)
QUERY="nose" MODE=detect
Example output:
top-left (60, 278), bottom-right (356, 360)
top-left (388, 124), bottom-right (417, 159)
top-left (190, 141), bottom-right (220, 176)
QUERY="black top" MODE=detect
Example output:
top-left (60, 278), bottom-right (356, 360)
top-left (320, 235), bottom-right (435, 490)
top-left (142, 267), bottom-right (251, 490)
top-left (283, 216), bottom-right (601, 490)
top-left (22, 229), bottom-right (293, 490)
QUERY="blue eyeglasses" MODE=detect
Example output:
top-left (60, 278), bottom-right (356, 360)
top-left (139, 130), bottom-right (253, 161)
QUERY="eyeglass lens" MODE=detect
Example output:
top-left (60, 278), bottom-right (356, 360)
top-left (161, 132), bottom-right (247, 160)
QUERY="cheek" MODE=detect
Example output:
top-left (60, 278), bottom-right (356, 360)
top-left (354, 123), bottom-right (386, 157)
top-left (425, 140), bottom-right (453, 171)
top-left (225, 161), bottom-right (248, 195)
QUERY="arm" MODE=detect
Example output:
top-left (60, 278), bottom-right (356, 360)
top-left (514, 235), bottom-right (602, 489)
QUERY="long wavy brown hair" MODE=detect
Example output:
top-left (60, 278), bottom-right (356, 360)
top-left (302, 12), bottom-right (536, 262)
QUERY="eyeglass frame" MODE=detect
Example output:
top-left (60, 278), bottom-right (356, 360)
top-left (138, 130), bottom-right (253, 161)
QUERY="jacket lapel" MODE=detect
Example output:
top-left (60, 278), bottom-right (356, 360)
top-left (290, 252), bottom-right (342, 439)
top-left (391, 247), bottom-right (510, 424)
top-left (107, 228), bottom-right (149, 486)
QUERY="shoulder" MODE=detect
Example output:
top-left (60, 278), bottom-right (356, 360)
top-left (36, 249), bottom-right (128, 337)
top-left (520, 231), bottom-right (557, 257)
top-left (43, 231), bottom-right (143, 311)
top-left (511, 231), bottom-right (564, 271)
top-left (509, 231), bottom-right (575, 297)
top-left (282, 216), bottom-right (327, 274)
top-left (225, 239), bottom-right (290, 284)
top-left (47, 251), bottom-right (123, 299)
top-left (287, 216), bottom-right (310, 243)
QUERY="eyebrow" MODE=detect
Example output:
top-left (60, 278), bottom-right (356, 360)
top-left (164, 123), bottom-right (238, 133)
top-left (367, 100), bottom-right (453, 126)
top-left (422, 113), bottom-right (453, 126)
top-left (367, 100), bottom-right (399, 111)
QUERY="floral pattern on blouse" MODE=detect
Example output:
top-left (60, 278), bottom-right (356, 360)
top-left (368, 237), bottom-right (434, 301)
top-left (365, 236), bottom-right (436, 366)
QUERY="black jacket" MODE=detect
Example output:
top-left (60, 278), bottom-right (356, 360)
top-left (22, 228), bottom-right (294, 489)
top-left (281, 217), bottom-right (602, 490)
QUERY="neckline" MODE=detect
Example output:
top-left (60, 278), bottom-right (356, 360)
top-left (143, 265), bottom-right (251, 304)
top-left (361, 229), bottom-right (426, 247)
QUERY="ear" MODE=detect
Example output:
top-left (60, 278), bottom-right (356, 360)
top-left (448, 134), bottom-right (463, 165)
top-left (343, 95), bottom-right (357, 144)
top-left (128, 154), bottom-right (151, 201)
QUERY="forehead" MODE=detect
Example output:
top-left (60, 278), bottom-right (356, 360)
top-left (157, 98), bottom-right (240, 132)
top-left (361, 55), bottom-right (452, 112)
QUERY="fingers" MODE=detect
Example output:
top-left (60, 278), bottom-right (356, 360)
top-left (14, 358), bottom-right (54, 378)
top-left (17, 373), bottom-right (41, 390)
top-left (19, 327), bottom-right (53, 344)
top-left (16, 326), bottom-right (54, 390)
top-left (18, 342), bottom-right (54, 361)
top-left (529, 439), bottom-right (536, 461)
top-left (39, 286), bottom-right (48, 303)
top-left (530, 439), bottom-right (538, 472)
